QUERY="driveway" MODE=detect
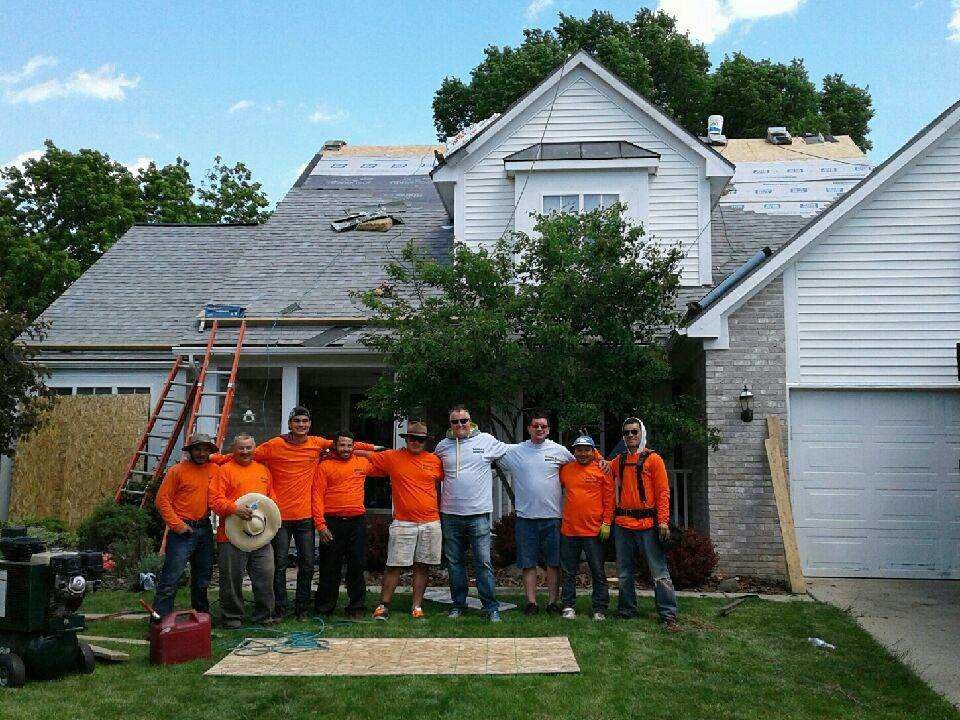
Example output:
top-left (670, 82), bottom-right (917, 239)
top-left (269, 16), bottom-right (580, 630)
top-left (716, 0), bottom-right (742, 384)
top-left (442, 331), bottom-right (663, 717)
top-left (808, 578), bottom-right (960, 708)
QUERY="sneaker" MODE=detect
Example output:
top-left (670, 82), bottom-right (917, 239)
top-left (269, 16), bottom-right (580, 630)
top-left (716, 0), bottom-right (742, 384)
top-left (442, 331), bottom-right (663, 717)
top-left (523, 602), bottom-right (539, 615)
top-left (545, 602), bottom-right (562, 614)
top-left (411, 606), bottom-right (425, 619)
top-left (448, 608), bottom-right (463, 619)
top-left (592, 612), bottom-right (606, 621)
top-left (561, 607), bottom-right (576, 620)
top-left (372, 605), bottom-right (389, 621)
top-left (488, 610), bottom-right (502, 623)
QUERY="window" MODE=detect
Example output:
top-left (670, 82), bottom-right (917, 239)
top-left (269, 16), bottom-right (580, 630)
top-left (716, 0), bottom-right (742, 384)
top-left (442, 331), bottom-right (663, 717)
top-left (50, 387), bottom-right (73, 396)
top-left (117, 387), bottom-right (151, 395)
top-left (76, 387), bottom-right (113, 395)
top-left (54, 386), bottom-right (150, 396)
top-left (543, 193), bottom-right (619, 213)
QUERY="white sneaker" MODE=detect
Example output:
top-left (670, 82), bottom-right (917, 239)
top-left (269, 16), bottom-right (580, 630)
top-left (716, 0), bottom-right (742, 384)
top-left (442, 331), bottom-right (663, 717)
top-left (561, 607), bottom-right (576, 620)
top-left (592, 612), bottom-right (606, 621)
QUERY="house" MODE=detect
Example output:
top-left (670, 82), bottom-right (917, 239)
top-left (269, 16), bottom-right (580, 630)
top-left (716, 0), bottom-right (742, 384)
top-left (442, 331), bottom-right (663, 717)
top-left (685, 98), bottom-right (960, 580)
top-left (10, 51), bottom-right (955, 582)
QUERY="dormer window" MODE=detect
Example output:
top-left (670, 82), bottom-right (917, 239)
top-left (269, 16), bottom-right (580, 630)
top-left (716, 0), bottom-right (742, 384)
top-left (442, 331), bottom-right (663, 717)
top-left (543, 193), bottom-right (620, 213)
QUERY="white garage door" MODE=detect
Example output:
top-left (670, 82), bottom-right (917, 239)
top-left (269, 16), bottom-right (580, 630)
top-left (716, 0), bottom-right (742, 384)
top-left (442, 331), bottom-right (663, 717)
top-left (790, 389), bottom-right (960, 579)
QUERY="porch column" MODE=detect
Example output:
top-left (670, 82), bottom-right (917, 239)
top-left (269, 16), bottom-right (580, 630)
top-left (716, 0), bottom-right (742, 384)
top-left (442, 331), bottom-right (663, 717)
top-left (280, 365), bottom-right (298, 432)
top-left (0, 454), bottom-right (12, 522)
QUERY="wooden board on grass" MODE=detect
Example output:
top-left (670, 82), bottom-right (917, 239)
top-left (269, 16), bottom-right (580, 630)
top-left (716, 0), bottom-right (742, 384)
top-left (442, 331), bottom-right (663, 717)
top-left (205, 636), bottom-right (580, 676)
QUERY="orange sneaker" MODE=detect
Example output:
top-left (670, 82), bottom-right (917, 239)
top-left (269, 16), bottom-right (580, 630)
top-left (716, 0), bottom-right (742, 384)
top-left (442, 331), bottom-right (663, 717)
top-left (372, 604), bottom-right (389, 621)
top-left (411, 606), bottom-right (425, 619)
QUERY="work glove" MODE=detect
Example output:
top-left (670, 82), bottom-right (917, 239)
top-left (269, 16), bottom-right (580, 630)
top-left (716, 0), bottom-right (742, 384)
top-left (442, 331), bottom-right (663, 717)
top-left (598, 523), bottom-right (611, 542)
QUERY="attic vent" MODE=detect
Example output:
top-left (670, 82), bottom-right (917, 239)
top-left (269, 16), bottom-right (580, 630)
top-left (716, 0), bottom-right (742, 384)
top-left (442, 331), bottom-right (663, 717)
top-left (323, 139), bottom-right (347, 151)
top-left (766, 127), bottom-right (792, 145)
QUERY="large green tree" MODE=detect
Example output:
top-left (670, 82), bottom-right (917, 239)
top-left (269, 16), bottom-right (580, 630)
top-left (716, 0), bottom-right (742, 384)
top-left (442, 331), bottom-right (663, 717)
top-left (432, 9), bottom-right (872, 150)
top-left (0, 142), bottom-right (271, 319)
top-left (356, 204), bottom-right (710, 459)
top-left (0, 299), bottom-right (49, 453)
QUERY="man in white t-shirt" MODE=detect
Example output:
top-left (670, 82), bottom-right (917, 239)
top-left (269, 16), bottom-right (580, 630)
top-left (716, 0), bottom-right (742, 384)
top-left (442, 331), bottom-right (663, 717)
top-left (433, 405), bottom-right (515, 622)
top-left (497, 411), bottom-right (574, 614)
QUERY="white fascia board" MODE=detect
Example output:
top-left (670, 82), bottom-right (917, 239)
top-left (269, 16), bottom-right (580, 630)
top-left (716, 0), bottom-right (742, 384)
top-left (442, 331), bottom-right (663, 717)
top-left (504, 157), bottom-right (659, 175)
top-left (686, 98), bottom-right (960, 339)
top-left (441, 50), bottom-right (734, 181)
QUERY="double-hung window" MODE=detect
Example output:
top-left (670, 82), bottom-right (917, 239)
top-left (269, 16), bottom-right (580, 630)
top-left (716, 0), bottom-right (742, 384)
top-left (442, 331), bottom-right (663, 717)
top-left (542, 193), bottom-right (619, 213)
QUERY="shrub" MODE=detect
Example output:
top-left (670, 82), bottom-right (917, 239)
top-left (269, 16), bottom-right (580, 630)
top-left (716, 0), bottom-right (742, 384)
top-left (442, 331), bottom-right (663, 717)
top-left (491, 512), bottom-right (516, 568)
top-left (365, 514), bottom-right (390, 571)
top-left (666, 526), bottom-right (718, 589)
top-left (76, 502), bottom-right (153, 552)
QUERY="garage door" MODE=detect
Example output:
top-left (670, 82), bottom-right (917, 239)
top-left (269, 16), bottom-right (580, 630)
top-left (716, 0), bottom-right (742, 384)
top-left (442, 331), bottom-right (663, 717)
top-left (790, 389), bottom-right (959, 579)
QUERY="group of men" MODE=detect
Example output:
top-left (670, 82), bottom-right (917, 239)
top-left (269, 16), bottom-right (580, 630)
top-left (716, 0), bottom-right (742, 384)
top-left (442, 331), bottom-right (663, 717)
top-left (152, 403), bottom-right (678, 630)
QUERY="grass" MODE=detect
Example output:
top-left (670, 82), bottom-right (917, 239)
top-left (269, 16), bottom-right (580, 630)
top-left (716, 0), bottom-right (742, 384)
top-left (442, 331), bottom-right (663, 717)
top-left (4, 589), bottom-right (958, 720)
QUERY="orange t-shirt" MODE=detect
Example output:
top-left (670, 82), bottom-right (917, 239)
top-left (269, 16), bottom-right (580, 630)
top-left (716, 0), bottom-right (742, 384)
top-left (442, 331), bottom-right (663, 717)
top-left (213, 434), bottom-right (373, 521)
top-left (312, 455), bottom-right (373, 529)
top-left (367, 449), bottom-right (442, 523)
top-left (155, 460), bottom-right (221, 533)
top-left (208, 459), bottom-right (274, 542)
top-left (610, 450), bottom-right (670, 531)
top-left (559, 461), bottom-right (614, 537)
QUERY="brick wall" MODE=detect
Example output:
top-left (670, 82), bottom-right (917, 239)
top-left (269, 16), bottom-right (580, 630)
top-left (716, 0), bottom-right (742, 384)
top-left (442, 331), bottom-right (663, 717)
top-left (704, 278), bottom-right (788, 581)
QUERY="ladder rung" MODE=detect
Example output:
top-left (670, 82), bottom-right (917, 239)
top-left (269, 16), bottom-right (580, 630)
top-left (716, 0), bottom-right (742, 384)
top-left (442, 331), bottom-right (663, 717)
top-left (146, 433), bottom-right (171, 440)
top-left (137, 451), bottom-right (162, 457)
top-left (121, 489), bottom-right (146, 497)
top-left (201, 391), bottom-right (228, 396)
top-left (169, 381), bottom-right (194, 387)
top-left (162, 398), bottom-right (186, 405)
top-left (130, 470), bottom-right (156, 477)
top-left (194, 413), bottom-right (222, 419)
top-left (204, 370), bottom-right (231, 375)
top-left (156, 416), bottom-right (180, 422)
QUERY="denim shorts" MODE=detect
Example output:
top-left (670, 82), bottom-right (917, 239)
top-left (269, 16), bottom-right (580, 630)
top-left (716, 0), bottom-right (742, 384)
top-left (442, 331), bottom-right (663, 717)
top-left (515, 517), bottom-right (561, 569)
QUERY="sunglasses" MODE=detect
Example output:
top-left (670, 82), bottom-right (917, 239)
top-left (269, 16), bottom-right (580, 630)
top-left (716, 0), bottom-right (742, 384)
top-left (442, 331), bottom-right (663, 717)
top-left (450, 418), bottom-right (471, 425)
top-left (404, 436), bottom-right (427, 442)
top-left (530, 423), bottom-right (549, 430)
top-left (622, 428), bottom-right (641, 436)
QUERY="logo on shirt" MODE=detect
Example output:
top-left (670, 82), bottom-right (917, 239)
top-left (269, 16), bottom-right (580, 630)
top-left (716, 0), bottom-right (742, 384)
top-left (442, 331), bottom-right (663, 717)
top-left (472, 448), bottom-right (484, 454)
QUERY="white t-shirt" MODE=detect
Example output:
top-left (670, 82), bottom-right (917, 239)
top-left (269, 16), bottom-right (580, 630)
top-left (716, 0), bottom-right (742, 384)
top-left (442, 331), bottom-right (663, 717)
top-left (498, 439), bottom-right (574, 519)
top-left (434, 431), bottom-right (513, 515)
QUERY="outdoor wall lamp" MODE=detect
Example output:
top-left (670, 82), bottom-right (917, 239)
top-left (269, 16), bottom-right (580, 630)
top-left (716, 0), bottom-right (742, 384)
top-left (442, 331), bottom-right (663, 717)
top-left (242, 409), bottom-right (256, 424)
top-left (739, 385), bottom-right (754, 423)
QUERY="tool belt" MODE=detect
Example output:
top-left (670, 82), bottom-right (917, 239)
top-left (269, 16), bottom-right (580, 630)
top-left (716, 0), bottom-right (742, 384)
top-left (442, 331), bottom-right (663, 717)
top-left (614, 507), bottom-right (657, 520)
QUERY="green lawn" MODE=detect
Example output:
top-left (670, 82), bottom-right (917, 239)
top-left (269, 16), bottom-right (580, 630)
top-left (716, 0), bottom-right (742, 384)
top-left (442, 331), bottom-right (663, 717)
top-left (4, 589), bottom-right (957, 720)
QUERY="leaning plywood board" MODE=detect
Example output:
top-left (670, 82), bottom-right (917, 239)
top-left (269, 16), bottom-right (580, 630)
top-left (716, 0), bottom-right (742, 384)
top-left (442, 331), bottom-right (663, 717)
top-left (9, 394), bottom-right (149, 528)
top-left (765, 416), bottom-right (806, 594)
top-left (206, 637), bottom-right (580, 676)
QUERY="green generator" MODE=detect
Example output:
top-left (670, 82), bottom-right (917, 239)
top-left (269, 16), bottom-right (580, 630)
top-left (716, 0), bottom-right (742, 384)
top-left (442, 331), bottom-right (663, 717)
top-left (0, 526), bottom-right (104, 688)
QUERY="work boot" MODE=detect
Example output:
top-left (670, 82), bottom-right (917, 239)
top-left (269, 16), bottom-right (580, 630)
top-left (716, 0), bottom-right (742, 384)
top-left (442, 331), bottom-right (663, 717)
top-left (523, 602), bottom-right (539, 615)
top-left (561, 607), bottom-right (576, 620)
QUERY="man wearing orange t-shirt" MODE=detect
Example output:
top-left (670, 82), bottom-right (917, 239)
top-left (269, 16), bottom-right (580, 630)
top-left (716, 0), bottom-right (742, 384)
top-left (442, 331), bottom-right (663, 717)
top-left (312, 431), bottom-right (372, 617)
top-left (365, 420), bottom-right (443, 621)
top-left (208, 433), bottom-right (275, 628)
top-left (610, 417), bottom-right (677, 628)
top-left (153, 433), bottom-right (222, 618)
top-left (558, 435), bottom-right (614, 621)
top-left (214, 406), bottom-right (377, 619)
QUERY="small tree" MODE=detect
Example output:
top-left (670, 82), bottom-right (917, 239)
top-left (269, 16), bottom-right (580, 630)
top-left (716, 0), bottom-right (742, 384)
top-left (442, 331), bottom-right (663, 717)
top-left (355, 205), bottom-right (710, 462)
top-left (0, 300), bottom-right (50, 454)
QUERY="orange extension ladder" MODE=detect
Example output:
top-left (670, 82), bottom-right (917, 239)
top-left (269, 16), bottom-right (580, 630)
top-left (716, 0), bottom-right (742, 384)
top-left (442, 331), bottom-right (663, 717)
top-left (115, 319), bottom-right (247, 507)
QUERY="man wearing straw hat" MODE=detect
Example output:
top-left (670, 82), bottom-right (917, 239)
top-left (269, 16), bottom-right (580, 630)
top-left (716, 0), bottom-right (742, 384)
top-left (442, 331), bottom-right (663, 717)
top-left (209, 433), bottom-right (282, 628)
top-left (364, 420), bottom-right (443, 621)
top-left (153, 432), bottom-right (222, 618)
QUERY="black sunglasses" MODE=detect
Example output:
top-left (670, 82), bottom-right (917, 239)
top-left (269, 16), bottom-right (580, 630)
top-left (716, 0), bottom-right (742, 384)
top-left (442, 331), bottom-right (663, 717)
top-left (450, 418), bottom-right (471, 425)
top-left (403, 435), bottom-right (427, 442)
top-left (622, 428), bottom-right (641, 436)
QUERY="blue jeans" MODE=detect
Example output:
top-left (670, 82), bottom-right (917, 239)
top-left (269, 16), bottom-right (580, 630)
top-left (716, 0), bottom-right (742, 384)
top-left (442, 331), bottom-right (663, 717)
top-left (515, 517), bottom-right (561, 569)
top-left (560, 535), bottom-right (608, 613)
top-left (441, 512), bottom-right (498, 613)
top-left (272, 518), bottom-right (315, 614)
top-left (614, 524), bottom-right (677, 622)
top-left (153, 518), bottom-right (214, 618)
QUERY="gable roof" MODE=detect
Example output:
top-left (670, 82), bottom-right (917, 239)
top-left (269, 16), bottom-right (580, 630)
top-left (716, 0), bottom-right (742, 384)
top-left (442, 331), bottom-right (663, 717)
top-left (32, 151), bottom-right (453, 352)
top-left (686, 96), bottom-right (960, 337)
top-left (435, 50), bottom-right (734, 178)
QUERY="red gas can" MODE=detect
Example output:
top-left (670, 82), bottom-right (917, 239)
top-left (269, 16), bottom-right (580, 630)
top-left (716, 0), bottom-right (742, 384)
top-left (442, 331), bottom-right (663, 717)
top-left (150, 610), bottom-right (212, 665)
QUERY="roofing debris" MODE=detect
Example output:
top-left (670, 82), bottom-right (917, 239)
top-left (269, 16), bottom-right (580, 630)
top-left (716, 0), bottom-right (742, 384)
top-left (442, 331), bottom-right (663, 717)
top-left (716, 135), bottom-right (865, 162)
top-left (330, 211), bottom-right (403, 233)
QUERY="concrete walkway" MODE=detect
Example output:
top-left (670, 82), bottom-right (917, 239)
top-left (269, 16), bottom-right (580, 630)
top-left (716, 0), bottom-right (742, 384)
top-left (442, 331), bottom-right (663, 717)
top-left (808, 578), bottom-right (960, 708)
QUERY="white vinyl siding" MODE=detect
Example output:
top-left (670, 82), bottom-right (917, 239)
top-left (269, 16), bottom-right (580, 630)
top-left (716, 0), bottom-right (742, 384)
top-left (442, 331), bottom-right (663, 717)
top-left (460, 71), bottom-right (705, 285)
top-left (790, 124), bottom-right (960, 386)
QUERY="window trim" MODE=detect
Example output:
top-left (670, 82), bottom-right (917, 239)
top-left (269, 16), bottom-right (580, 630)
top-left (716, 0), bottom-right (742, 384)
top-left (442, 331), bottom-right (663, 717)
top-left (542, 192), bottom-right (621, 214)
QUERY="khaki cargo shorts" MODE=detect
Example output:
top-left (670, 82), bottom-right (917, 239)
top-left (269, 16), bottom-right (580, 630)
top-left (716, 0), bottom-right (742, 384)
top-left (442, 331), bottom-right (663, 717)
top-left (386, 519), bottom-right (442, 567)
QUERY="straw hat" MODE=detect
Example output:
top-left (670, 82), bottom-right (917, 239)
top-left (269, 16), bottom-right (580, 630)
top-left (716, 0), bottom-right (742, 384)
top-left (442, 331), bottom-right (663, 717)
top-left (224, 493), bottom-right (281, 551)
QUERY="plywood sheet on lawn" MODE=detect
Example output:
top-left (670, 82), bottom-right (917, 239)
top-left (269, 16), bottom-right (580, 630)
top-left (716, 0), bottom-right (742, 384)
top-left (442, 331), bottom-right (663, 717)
top-left (205, 637), bottom-right (579, 676)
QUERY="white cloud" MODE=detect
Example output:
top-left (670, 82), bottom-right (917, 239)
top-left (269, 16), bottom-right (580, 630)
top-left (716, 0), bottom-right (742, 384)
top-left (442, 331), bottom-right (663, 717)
top-left (308, 105), bottom-right (347, 123)
top-left (5, 63), bottom-right (140, 104)
top-left (949, 1), bottom-right (960, 42)
top-left (524, 0), bottom-right (554, 21)
top-left (657, 0), bottom-right (804, 43)
top-left (125, 156), bottom-right (153, 175)
top-left (0, 55), bottom-right (57, 85)
top-left (2, 148), bottom-right (44, 172)
top-left (229, 99), bottom-right (254, 113)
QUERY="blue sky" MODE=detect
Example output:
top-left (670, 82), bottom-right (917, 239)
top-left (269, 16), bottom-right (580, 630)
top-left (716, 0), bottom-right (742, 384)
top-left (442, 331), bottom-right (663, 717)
top-left (1, 1), bottom-right (959, 206)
